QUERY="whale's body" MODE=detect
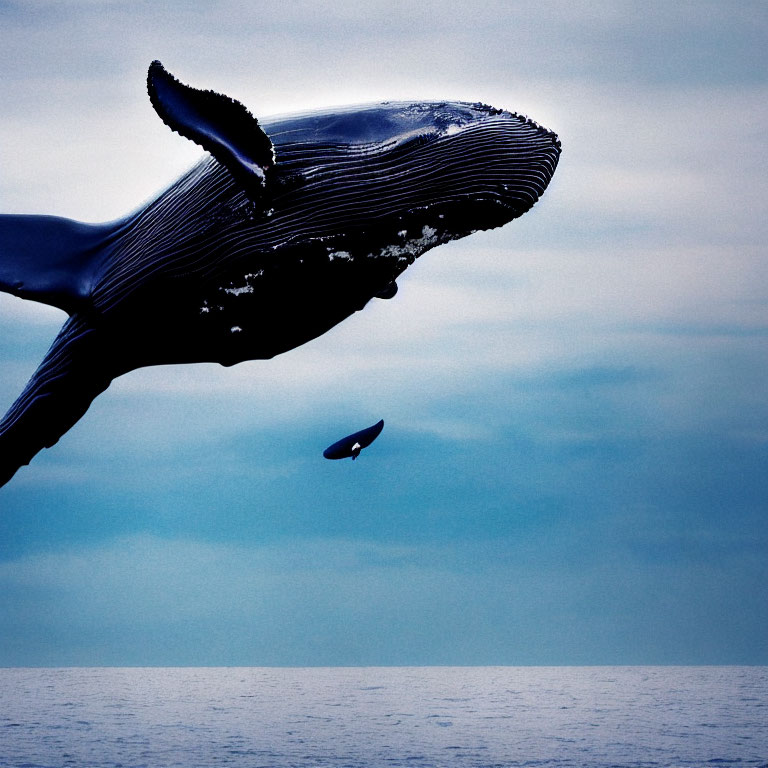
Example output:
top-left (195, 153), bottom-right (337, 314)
top-left (0, 63), bottom-right (561, 486)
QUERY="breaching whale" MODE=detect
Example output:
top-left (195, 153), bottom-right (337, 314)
top-left (324, 420), bottom-right (385, 461)
top-left (0, 62), bottom-right (561, 487)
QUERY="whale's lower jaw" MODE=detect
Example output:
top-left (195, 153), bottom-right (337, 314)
top-left (96, 221), bottom-right (458, 371)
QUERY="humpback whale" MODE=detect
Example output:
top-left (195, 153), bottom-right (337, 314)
top-left (324, 420), bottom-right (385, 461)
top-left (0, 62), bottom-right (561, 487)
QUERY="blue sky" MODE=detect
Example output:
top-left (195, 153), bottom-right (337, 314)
top-left (0, 0), bottom-right (766, 666)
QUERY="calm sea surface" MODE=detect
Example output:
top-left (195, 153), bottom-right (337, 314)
top-left (0, 666), bottom-right (765, 768)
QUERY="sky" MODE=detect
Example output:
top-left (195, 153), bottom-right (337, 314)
top-left (0, 0), bottom-right (766, 667)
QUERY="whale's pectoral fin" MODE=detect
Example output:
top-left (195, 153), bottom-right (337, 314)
top-left (0, 317), bottom-right (113, 488)
top-left (0, 214), bottom-right (113, 314)
top-left (147, 60), bottom-right (275, 200)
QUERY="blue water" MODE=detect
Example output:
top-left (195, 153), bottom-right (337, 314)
top-left (0, 666), bottom-right (766, 767)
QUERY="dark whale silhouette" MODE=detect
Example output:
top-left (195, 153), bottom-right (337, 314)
top-left (0, 62), bottom-right (561, 487)
top-left (324, 420), bottom-right (385, 461)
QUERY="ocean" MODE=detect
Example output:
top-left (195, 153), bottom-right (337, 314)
top-left (0, 666), bottom-right (766, 767)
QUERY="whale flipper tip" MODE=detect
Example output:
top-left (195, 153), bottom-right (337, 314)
top-left (147, 60), bottom-right (274, 199)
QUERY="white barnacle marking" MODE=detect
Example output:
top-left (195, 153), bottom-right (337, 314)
top-left (243, 162), bottom-right (266, 181)
top-left (230, 325), bottom-right (243, 333)
top-left (221, 270), bottom-right (264, 296)
top-left (200, 299), bottom-right (224, 314)
top-left (224, 284), bottom-right (254, 296)
top-left (373, 225), bottom-right (441, 263)
top-left (328, 251), bottom-right (353, 262)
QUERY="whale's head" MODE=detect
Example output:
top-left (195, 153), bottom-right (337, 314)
top-left (260, 101), bottom-right (561, 259)
top-left (143, 63), bottom-right (561, 294)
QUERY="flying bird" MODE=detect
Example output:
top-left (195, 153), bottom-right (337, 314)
top-left (323, 420), bottom-right (385, 461)
top-left (0, 61), bottom-right (561, 487)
